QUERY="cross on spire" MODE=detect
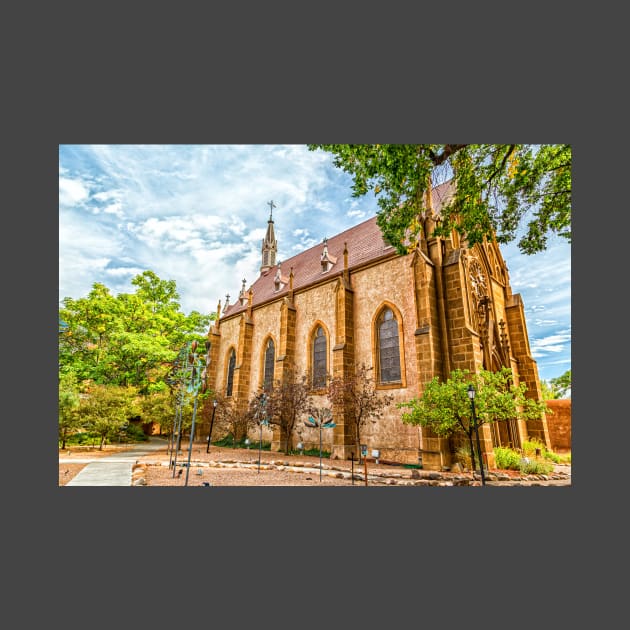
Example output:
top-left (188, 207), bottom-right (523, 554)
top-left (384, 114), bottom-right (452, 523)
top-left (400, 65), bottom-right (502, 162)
top-left (267, 200), bottom-right (276, 220)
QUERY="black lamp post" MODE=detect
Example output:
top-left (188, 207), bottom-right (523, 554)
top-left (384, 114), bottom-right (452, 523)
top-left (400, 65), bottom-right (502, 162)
top-left (467, 384), bottom-right (486, 486)
top-left (206, 399), bottom-right (218, 453)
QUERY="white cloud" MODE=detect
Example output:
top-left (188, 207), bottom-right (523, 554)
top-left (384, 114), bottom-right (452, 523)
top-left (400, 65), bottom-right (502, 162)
top-left (347, 209), bottom-right (366, 219)
top-left (59, 177), bottom-right (89, 206)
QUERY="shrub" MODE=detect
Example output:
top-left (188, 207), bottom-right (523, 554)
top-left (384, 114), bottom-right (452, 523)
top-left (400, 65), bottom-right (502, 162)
top-left (290, 447), bottom-right (330, 458)
top-left (123, 423), bottom-right (149, 442)
top-left (519, 457), bottom-right (554, 475)
top-left (494, 446), bottom-right (521, 471)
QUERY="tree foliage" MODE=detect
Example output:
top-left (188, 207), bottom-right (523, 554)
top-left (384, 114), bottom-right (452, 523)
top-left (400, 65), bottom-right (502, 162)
top-left (308, 144), bottom-right (571, 255)
top-left (327, 363), bottom-right (394, 452)
top-left (543, 369), bottom-right (572, 399)
top-left (59, 271), bottom-right (213, 393)
top-left (59, 371), bottom-right (82, 449)
top-left (399, 368), bottom-right (547, 469)
top-left (77, 382), bottom-right (140, 450)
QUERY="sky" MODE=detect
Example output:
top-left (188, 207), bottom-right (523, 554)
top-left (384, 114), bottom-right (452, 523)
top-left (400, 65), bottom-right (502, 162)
top-left (59, 144), bottom-right (571, 383)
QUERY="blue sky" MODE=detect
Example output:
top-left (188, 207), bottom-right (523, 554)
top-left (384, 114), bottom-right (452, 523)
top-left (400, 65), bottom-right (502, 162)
top-left (59, 144), bottom-right (571, 383)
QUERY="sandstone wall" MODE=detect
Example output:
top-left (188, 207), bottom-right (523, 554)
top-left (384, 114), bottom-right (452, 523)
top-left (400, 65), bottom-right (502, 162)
top-left (545, 399), bottom-right (571, 452)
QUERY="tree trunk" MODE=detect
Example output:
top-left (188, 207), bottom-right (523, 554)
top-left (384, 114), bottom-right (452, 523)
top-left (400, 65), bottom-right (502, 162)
top-left (468, 432), bottom-right (476, 472)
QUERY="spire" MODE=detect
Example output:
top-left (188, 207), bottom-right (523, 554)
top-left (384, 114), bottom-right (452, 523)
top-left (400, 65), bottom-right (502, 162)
top-left (260, 200), bottom-right (278, 273)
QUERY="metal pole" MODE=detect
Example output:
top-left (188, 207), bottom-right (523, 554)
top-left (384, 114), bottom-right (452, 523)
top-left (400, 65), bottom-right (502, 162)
top-left (471, 398), bottom-right (486, 486)
top-left (351, 452), bottom-right (354, 485)
top-left (184, 393), bottom-right (199, 486)
top-left (206, 401), bottom-right (217, 453)
top-left (319, 421), bottom-right (323, 482)
top-left (258, 422), bottom-right (263, 473)
top-left (172, 392), bottom-right (184, 477)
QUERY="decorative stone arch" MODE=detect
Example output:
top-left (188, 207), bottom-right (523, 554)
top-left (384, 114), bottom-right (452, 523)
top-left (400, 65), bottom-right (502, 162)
top-left (258, 334), bottom-right (278, 392)
top-left (464, 251), bottom-right (492, 335)
top-left (371, 301), bottom-right (407, 389)
top-left (307, 320), bottom-right (330, 391)
top-left (223, 345), bottom-right (237, 398)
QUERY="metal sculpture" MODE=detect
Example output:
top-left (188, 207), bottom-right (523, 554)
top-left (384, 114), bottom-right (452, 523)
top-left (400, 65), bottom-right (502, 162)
top-left (304, 407), bottom-right (336, 482)
top-left (167, 340), bottom-right (206, 485)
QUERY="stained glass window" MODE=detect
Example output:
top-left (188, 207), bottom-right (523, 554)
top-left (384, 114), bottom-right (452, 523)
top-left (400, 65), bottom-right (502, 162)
top-left (226, 349), bottom-right (236, 396)
top-left (312, 326), bottom-right (327, 388)
top-left (377, 308), bottom-right (401, 383)
top-left (264, 338), bottom-right (275, 391)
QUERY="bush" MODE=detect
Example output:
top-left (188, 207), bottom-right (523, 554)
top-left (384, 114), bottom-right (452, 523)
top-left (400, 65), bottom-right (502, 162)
top-left (290, 447), bottom-right (330, 458)
top-left (494, 443), bottom-right (556, 475)
top-left (494, 446), bottom-right (521, 471)
top-left (123, 423), bottom-right (149, 442)
top-left (519, 457), bottom-right (554, 475)
top-left (212, 435), bottom-right (271, 450)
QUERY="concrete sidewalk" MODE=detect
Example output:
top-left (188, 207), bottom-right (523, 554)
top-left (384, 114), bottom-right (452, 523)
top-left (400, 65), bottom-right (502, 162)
top-left (64, 438), bottom-right (169, 486)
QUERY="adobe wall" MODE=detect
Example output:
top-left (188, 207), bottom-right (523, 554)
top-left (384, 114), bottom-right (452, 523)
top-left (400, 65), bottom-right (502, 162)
top-left (544, 399), bottom-right (571, 452)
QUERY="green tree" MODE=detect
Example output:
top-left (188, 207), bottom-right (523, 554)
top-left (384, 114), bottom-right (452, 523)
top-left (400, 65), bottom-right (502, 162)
top-left (59, 271), bottom-right (213, 392)
top-left (398, 368), bottom-right (547, 472)
top-left (549, 369), bottom-right (571, 399)
top-left (78, 382), bottom-right (139, 450)
top-left (308, 144), bottom-right (571, 255)
top-left (58, 371), bottom-right (82, 449)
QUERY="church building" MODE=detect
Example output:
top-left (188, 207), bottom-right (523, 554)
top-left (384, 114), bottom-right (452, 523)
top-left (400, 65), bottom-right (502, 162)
top-left (203, 181), bottom-right (550, 470)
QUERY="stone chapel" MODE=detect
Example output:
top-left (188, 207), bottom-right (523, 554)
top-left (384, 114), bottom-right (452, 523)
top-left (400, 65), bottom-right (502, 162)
top-left (203, 181), bottom-right (550, 470)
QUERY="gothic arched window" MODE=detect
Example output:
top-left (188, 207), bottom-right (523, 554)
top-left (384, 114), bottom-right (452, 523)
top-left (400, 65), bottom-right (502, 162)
top-left (377, 307), bottom-right (401, 384)
top-left (312, 326), bottom-right (327, 389)
top-left (263, 338), bottom-right (275, 391)
top-left (226, 348), bottom-right (236, 397)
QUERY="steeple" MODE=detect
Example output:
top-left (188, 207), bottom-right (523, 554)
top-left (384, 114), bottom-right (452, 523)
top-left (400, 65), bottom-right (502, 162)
top-left (260, 200), bottom-right (278, 273)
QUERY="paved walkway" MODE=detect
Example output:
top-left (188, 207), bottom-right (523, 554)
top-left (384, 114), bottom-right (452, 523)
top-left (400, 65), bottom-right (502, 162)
top-left (63, 438), bottom-right (169, 486)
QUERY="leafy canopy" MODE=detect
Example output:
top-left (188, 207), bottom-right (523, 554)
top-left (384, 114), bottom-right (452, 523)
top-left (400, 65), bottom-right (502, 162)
top-left (59, 270), bottom-right (213, 393)
top-left (398, 367), bottom-right (547, 438)
top-left (543, 369), bottom-right (571, 399)
top-left (308, 144), bottom-right (571, 255)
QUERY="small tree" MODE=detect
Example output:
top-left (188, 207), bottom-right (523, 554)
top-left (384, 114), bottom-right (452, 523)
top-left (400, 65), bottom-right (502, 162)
top-left (59, 371), bottom-right (82, 449)
top-left (398, 367), bottom-right (547, 471)
top-left (265, 371), bottom-right (312, 454)
top-left (79, 382), bottom-right (139, 449)
top-left (327, 363), bottom-right (394, 454)
top-left (200, 393), bottom-right (248, 446)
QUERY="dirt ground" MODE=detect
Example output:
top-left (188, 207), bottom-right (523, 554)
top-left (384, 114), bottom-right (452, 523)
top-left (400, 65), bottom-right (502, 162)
top-left (59, 440), bottom-right (571, 487)
top-left (133, 443), bottom-right (406, 487)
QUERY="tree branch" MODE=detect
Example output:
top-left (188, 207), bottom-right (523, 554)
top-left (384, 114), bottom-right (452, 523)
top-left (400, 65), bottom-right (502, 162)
top-left (431, 144), bottom-right (468, 166)
top-left (486, 144), bottom-right (516, 186)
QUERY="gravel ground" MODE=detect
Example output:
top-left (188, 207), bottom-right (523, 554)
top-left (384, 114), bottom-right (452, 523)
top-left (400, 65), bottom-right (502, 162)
top-left (59, 440), bottom-right (571, 487)
top-left (133, 442), bottom-right (410, 487)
